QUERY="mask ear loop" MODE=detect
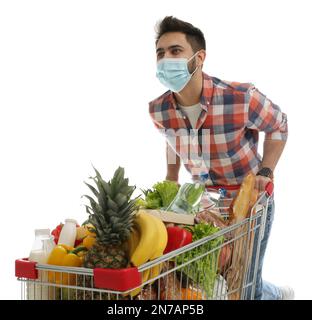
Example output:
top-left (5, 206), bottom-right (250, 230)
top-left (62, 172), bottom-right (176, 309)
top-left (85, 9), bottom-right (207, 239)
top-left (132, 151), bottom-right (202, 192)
top-left (187, 51), bottom-right (199, 62)
top-left (188, 51), bottom-right (200, 76)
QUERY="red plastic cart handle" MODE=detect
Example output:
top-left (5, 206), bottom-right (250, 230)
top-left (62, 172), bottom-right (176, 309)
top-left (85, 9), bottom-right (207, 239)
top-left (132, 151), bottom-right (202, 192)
top-left (265, 181), bottom-right (274, 196)
top-left (93, 267), bottom-right (141, 291)
top-left (15, 258), bottom-right (141, 292)
top-left (15, 258), bottom-right (38, 279)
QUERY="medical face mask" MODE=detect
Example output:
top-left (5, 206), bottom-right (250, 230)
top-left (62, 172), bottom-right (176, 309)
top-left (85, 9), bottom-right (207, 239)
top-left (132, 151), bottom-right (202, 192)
top-left (156, 52), bottom-right (199, 93)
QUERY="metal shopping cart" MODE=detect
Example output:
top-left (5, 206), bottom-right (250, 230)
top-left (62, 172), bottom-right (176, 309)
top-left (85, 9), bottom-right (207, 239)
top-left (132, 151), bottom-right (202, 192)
top-left (15, 183), bottom-right (274, 300)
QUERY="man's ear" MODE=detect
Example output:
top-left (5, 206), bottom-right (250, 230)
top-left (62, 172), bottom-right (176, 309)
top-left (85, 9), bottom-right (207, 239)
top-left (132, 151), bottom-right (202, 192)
top-left (197, 49), bottom-right (206, 68)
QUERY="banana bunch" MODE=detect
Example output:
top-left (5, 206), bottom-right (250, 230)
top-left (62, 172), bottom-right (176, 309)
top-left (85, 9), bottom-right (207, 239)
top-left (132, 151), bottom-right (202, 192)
top-left (127, 210), bottom-right (168, 297)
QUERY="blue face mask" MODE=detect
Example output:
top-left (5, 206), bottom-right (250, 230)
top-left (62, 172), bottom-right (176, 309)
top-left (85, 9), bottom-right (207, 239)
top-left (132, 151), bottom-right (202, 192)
top-left (156, 52), bottom-right (199, 93)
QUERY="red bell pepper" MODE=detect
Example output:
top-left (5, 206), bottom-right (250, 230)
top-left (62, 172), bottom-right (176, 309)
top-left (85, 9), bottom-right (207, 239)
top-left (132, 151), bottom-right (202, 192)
top-left (51, 223), bottom-right (63, 244)
top-left (51, 223), bottom-right (82, 247)
top-left (164, 226), bottom-right (192, 254)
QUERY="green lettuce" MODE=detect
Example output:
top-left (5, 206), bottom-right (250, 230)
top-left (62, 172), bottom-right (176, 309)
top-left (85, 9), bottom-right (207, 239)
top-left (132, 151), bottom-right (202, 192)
top-left (153, 180), bottom-right (180, 208)
top-left (177, 223), bottom-right (224, 298)
top-left (144, 189), bottom-right (162, 209)
top-left (141, 180), bottom-right (179, 209)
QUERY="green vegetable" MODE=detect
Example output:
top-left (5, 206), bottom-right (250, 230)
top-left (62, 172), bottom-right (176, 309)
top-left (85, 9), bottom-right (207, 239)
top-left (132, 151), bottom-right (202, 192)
top-left (144, 189), bottom-right (162, 209)
top-left (153, 180), bottom-right (179, 208)
top-left (135, 198), bottom-right (148, 208)
top-left (176, 223), bottom-right (224, 298)
top-left (185, 183), bottom-right (205, 206)
top-left (166, 183), bottom-right (205, 214)
top-left (141, 181), bottom-right (179, 209)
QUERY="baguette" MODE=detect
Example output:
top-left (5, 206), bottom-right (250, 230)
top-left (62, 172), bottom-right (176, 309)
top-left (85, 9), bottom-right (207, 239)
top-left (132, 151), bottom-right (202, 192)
top-left (229, 173), bottom-right (256, 224)
top-left (226, 173), bottom-right (257, 299)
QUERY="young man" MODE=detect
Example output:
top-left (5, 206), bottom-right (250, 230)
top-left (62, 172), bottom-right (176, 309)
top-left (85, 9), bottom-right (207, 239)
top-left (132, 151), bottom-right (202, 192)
top-left (149, 16), bottom-right (293, 300)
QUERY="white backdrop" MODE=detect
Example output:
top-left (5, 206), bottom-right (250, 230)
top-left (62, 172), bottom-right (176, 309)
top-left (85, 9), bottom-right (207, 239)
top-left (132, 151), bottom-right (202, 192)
top-left (1, 0), bottom-right (311, 299)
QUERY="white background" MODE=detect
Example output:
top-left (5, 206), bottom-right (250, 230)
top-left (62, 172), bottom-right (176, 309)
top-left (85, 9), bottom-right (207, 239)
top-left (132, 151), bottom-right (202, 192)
top-left (1, 0), bottom-right (311, 300)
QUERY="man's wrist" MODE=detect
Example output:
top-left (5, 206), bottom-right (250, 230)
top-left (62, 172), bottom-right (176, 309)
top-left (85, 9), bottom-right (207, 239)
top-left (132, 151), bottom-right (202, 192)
top-left (256, 167), bottom-right (274, 179)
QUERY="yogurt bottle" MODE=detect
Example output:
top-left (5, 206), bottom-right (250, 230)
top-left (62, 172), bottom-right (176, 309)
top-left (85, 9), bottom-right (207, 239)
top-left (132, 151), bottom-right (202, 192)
top-left (57, 219), bottom-right (77, 247)
top-left (28, 229), bottom-right (55, 300)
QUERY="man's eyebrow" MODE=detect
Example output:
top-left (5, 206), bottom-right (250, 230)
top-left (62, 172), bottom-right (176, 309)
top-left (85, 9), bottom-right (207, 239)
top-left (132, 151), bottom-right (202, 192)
top-left (156, 45), bottom-right (184, 53)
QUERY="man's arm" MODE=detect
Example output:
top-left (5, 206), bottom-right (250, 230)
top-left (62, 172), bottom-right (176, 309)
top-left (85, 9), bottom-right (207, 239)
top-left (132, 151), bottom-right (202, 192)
top-left (256, 139), bottom-right (287, 191)
top-left (261, 139), bottom-right (286, 171)
top-left (166, 142), bottom-right (181, 182)
top-left (246, 86), bottom-right (288, 191)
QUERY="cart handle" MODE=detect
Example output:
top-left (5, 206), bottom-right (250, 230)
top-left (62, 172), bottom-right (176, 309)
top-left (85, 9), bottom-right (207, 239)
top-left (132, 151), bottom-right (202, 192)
top-left (265, 181), bottom-right (274, 196)
top-left (94, 267), bottom-right (141, 291)
top-left (15, 258), bottom-right (38, 280)
top-left (15, 258), bottom-right (142, 292)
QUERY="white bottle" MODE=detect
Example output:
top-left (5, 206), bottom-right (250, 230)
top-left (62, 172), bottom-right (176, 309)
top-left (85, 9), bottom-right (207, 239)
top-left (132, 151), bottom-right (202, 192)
top-left (28, 229), bottom-right (55, 300)
top-left (58, 219), bottom-right (77, 247)
top-left (29, 229), bottom-right (54, 263)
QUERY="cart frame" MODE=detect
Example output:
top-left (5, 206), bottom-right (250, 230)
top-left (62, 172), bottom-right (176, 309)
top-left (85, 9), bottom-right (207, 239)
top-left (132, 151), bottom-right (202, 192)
top-left (15, 184), bottom-right (273, 300)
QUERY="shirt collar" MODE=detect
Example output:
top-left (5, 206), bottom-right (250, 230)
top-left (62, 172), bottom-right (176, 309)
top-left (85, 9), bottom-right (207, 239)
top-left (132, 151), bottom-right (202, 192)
top-left (168, 72), bottom-right (214, 111)
top-left (200, 72), bottom-right (214, 110)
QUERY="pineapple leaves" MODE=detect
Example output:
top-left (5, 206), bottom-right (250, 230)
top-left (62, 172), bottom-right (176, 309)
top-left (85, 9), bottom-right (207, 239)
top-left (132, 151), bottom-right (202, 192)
top-left (85, 205), bottom-right (93, 216)
top-left (110, 167), bottom-right (127, 198)
top-left (84, 182), bottom-right (99, 198)
top-left (82, 166), bottom-right (138, 245)
top-left (91, 165), bottom-right (103, 181)
top-left (112, 167), bottom-right (124, 183)
top-left (101, 180), bottom-right (113, 198)
top-left (107, 198), bottom-right (119, 212)
top-left (83, 195), bottom-right (98, 211)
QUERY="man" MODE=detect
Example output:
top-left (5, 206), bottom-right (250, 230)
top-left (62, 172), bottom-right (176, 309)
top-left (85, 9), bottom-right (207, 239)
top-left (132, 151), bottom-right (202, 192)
top-left (149, 16), bottom-right (293, 300)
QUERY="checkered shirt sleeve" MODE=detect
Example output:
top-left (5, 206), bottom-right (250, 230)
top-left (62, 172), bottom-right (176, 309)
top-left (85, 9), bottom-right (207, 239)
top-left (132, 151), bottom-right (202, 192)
top-left (247, 86), bottom-right (288, 141)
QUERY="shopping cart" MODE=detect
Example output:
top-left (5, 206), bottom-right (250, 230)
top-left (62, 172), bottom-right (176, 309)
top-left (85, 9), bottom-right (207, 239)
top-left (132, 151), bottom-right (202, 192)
top-left (15, 183), bottom-right (274, 300)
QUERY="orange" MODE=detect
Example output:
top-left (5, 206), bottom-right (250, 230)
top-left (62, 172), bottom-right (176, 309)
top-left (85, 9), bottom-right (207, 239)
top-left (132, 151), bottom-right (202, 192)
top-left (83, 235), bottom-right (96, 249)
top-left (181, 288), bottom-right (203, 300)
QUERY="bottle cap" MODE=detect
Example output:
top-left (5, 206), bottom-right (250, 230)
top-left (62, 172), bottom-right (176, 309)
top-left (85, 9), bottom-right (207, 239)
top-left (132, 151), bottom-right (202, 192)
top-left (199, 172), bottom-right (209, 183)
top-left (35, 229), bottom-right (51, 237)
top-left (218, 188), bottom-right (227, 198)
top-left (64, 219), bottom-right (78, 224)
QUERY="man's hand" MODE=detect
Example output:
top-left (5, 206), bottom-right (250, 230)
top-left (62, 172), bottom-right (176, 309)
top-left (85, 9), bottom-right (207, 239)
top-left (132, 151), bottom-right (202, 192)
top-left (257, 139), bottom-right (285, 193)
top-left (255, 175), bottom-right (272, 192)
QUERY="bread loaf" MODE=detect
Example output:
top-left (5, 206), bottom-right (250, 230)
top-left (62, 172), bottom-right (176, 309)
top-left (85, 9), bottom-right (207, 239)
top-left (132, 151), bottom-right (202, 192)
top-left (229, 173), bottom-right (256, 223)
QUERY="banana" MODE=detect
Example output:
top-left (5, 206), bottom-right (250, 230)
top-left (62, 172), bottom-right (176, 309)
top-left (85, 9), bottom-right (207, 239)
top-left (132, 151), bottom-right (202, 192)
top-left (127, 211), bottom-right (167, 297)
top-left (147, 214), bottom-right (168, 260)
top-left (148, 262), bottom-right (163, 284)
top-left (129, 268), bottom-right (150, 298)
top-left (127, 226), bottom-right (140, 258)
top-left (130, 212), bottom-right (159, 266)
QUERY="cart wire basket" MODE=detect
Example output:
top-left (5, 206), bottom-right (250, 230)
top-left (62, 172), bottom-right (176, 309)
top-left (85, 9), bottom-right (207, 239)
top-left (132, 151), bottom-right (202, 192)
top-left (15, 183), bottom-right (274, 300)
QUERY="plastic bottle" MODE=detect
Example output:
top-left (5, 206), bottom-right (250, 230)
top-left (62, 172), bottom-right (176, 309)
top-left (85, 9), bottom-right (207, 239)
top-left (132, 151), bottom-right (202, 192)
top-left (57, 219), bottom-right (77, 247)
top-left (29, 229), bottom-right (54, 263)
top-left (28, 229), bottom-right (55, 300)
top-left (199, 172), bottom-right (223, 210)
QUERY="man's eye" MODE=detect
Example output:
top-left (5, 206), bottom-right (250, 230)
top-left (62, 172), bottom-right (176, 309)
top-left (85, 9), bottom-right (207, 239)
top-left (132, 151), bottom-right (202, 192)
top-left (172, 49), bottom-right (181, 55)
top-left (157, 52), bottom-right (164, 59)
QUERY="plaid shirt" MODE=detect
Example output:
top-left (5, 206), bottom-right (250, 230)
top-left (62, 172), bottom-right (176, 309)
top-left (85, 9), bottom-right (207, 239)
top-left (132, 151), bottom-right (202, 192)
top-left (149, 72), bottom-right (288, 186)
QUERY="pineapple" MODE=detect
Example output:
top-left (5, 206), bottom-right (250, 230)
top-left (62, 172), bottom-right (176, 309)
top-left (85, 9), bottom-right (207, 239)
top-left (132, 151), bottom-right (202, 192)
top-left (77, 166), bottom-right (137, 300)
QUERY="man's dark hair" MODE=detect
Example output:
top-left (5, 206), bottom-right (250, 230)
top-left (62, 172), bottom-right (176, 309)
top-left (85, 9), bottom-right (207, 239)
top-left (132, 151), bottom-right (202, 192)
top-left (155, 16), bottom-right (206, 52)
